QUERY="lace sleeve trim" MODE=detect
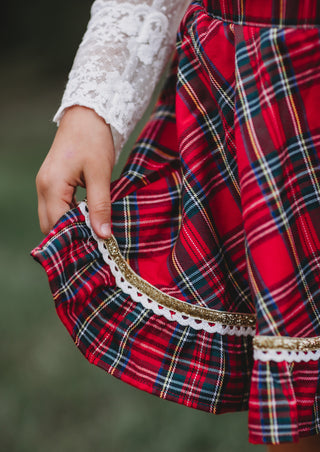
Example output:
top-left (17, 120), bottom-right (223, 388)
top-left (53, 0), bottom-right (190, 162)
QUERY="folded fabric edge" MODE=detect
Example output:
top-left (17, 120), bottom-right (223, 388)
top-left (31, 202), bottom-right (320, 363)
top-left (78, 200), bottom-right (256, 337)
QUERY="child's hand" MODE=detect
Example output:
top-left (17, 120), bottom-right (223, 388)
top-left (36, 105), bottom-right (115, 239)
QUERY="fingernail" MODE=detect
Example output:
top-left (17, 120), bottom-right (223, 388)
top-left (100, 223), bottom-right (111, 238)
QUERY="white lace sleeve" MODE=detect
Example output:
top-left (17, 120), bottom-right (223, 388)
top-left (53, 0), bottom-right (190, 163)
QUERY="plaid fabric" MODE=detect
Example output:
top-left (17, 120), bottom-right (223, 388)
top-left (203, 0), bottom-right (320, 26)
top-left (31, 0), bottom-right (320, 445)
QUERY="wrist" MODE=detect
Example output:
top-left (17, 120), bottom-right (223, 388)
top-left (60, 105), bottom-right (111, 129)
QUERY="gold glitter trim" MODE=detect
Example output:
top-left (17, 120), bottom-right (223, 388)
top-left (103, 235), bottom-right (256, 328)
top-left (253, 335), bottom-right (320, 351)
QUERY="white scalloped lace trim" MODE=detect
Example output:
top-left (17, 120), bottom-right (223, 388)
top-left (79, 201), bottom-right (256, 336)
top-left (254, 349), bottom-right (320, 363)
top-left (77, 201), bottom-right (320, 362)
top-left (253, 335), bottom-right (320, 362)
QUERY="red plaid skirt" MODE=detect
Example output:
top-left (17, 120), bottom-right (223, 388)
top-left (31, 0), bottom-right (320, 445)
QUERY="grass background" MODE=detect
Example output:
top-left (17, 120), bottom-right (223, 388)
top-left (0, 5), bottom-right (265, 451)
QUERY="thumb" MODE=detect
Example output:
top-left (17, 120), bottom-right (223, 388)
top-left (85, 161), bottom-right (113, 239)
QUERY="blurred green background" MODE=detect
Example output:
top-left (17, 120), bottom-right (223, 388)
top-left (1, 2), bottom-right (264, 451)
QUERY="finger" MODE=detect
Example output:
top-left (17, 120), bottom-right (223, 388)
top-left (37, 175), bottom-right (76, 234)
top-left (38, 191), bottom-right (73, 234)
top-left (38, 195), bottom-right (51, 235)
top-left (46, 196), bottom-right (73, 231)
top-left (85, 161), bottom-right (113, 239)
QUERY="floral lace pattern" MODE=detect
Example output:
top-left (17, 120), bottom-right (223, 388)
top-left (53, 0), bottom-right (190, 162)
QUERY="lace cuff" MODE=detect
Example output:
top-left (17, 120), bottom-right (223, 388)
top-left (53, 0), bottom-right (190, 163)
